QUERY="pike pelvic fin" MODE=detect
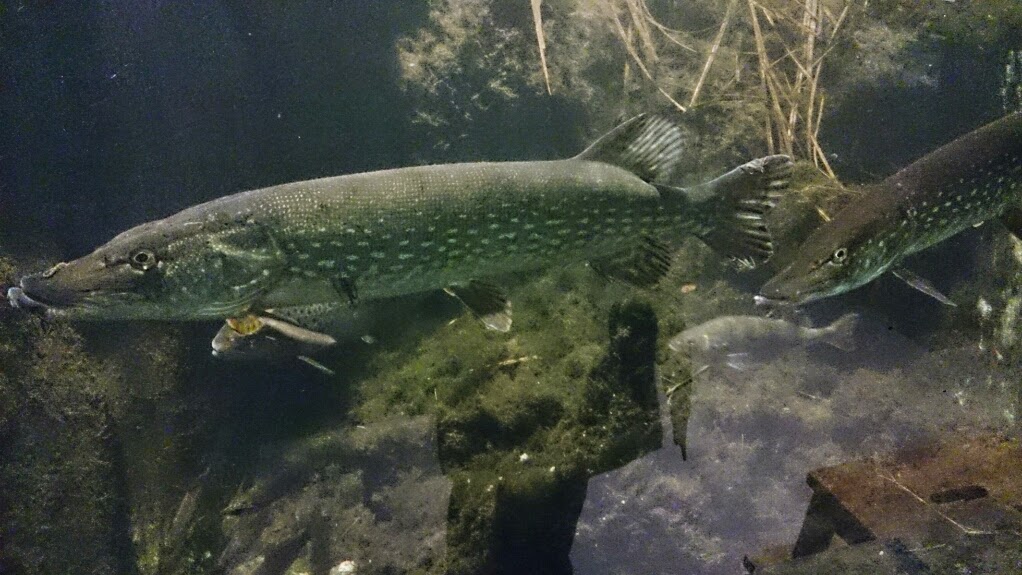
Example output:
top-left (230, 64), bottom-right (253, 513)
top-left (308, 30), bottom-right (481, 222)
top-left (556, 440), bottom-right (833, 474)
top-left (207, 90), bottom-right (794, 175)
top-left (682, 154), bottom-right (792, 268)
top-left (445, 279), bottom-right (513, 332)
top-left (258, 316), bottom-right (339, 347)
top-left (574, 114), bottom-right (685, 184)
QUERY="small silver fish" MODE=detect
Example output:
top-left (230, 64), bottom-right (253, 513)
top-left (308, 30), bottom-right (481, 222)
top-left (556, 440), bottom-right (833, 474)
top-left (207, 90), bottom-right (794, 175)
top-left (669, 313), bottom-right (859, 367)
top-left (210, 295), bottom-right (430, 368)
top-left (211, 313), bottom-right (338, 359)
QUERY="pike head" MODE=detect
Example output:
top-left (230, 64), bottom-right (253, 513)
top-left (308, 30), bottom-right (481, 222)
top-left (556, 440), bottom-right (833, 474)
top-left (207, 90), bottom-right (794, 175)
top-left (12, 215), bottom-right (287, 320)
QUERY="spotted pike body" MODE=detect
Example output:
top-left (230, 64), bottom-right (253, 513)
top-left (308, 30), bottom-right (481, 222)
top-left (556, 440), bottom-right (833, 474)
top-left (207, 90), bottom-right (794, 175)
top-left (10, 114), bottom-right (791, 326)
top-left (762, 112), bottom-right (1022, 305)
top-left (186, 159), bottom-right (707, 308)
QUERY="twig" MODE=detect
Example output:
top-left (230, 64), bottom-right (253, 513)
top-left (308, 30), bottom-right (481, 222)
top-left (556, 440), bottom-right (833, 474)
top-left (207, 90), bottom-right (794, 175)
top-left (689, 0), bottom-right (737, 108)
top-left (748, 0), bottom-right (779, 154)
top-left (530, 0), bottom-right (552, 95)
top-left (876, 468), bottom-right (998, 537)
top-left (607, 1), bottom-right (687, 112)
top-left (625, 0), bottom-right (659, 63)
top-left (634, 0), bottom-right (698, 52)
top-left (813, 93), bottom-right (836, 177)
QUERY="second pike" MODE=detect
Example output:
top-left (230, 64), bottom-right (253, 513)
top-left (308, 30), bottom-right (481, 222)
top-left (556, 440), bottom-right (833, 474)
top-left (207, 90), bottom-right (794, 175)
top-left (762, 112), bottom-right (1022, 306)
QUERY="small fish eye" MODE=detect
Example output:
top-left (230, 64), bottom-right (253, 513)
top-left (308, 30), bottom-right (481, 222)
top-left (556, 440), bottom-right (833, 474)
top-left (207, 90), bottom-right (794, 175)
top-left (832, 247), bottom-right (848, 263)
top-left (130, 250), bottom-right (157, 270)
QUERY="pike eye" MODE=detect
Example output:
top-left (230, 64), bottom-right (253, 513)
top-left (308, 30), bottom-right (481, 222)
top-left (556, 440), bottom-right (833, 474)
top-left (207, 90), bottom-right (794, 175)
top-left (830, 247), bottom-right (848, 265)
top-left (129, 250), bottom-right (158, 271)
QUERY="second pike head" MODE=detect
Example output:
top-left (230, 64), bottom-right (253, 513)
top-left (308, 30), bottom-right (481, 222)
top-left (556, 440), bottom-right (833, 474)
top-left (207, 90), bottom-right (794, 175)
top-left (760, 201), bottom-right (900, 305)
top-left (13, 214), bottom-right (287, 320)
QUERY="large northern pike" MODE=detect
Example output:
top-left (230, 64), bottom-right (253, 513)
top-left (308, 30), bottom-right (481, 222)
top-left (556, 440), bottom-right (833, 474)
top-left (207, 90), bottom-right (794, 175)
top-left (761, 112), bottom-right (1022, 305)
top-left (9, 114), bottom-right (790, 331)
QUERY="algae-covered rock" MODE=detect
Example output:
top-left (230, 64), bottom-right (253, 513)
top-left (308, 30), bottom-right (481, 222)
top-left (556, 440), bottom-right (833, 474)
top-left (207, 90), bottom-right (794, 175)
top-left (436, 299), bottom-right (662, 575)
top-left (218, 416), bottom-right (451, 575)
top-left (0, 252), bottom-right (214, 575)
top-left (214, 268), bottom-right (669, 575)
top-left (0, 257), bottom-right (137, 575)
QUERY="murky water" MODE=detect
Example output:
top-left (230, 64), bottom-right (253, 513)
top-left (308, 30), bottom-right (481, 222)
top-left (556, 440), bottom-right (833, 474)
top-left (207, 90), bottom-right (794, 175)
top-left (1, 2), bottom-right (1020, 575)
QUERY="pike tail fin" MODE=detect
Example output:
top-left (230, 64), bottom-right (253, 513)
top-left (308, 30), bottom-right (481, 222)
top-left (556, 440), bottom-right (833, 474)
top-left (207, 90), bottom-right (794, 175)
top-left (670, 155), bottom-right (792, 268)
top-left (575, 113), bottom-right (685, 184)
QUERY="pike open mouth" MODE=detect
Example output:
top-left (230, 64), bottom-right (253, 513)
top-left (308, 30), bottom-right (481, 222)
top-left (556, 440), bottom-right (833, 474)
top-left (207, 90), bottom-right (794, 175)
top-left (7, 286), bottom-right (51, 313)
top-left (15, 273), bottom-right (91, 309)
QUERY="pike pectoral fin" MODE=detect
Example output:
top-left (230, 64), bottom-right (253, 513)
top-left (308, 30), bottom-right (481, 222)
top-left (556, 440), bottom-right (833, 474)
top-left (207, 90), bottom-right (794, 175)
top-left (685, 154), bottom-right (793, 268)
top-left (724, 352), bottom-right (754, 371)
top-left (445, 279), bottom-right (512, 332)
top-left (590, 235), bottom-right (672, 288)
top-left (891, 267), bottom-right (957, 306)
top-left (999, 206), bottom-right (1022, 238)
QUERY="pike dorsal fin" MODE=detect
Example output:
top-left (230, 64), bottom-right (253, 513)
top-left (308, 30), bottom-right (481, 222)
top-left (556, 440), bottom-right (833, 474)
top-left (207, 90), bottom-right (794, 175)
top-left (575, 114), bottom-right (684, 183)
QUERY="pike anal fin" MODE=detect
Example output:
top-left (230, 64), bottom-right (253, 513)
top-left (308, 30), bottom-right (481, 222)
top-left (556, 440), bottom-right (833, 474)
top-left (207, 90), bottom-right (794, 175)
top-left (590, 235), bottom-right (672, 288)
top-left (445, 279), bottom-right (512, 332)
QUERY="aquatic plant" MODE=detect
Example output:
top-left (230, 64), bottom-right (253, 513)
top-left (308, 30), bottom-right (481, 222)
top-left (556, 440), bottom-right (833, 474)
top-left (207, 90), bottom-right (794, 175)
top-left (399, 0), bottom-right (879, 182)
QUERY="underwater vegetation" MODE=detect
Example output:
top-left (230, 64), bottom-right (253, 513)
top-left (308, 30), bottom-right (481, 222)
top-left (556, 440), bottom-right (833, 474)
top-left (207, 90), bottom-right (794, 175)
top-left (1, 1), bottom-right (1021, 574)
top-left (0, 255), bottom-right (138, 575)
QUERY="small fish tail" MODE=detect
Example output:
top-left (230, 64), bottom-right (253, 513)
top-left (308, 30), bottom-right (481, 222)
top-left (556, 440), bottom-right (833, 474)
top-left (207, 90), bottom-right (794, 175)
top-left (823, 312), bottom-right (859, 352)
top-left (672, 155), bottom-right (792, 268)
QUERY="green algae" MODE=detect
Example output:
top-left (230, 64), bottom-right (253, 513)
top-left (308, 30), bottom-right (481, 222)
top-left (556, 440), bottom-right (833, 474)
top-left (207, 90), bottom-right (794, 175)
top-left (0, 257), bottom-right (136, 575)
top-left (346, 266), bottom-right (666, 572)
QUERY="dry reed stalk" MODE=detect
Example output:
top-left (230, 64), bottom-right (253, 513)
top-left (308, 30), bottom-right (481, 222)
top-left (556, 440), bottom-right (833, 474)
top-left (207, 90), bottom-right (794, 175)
top-left (606, 0), bottom-right (687, 112)
top-left (634, 0), bottom-right (698, 52)
top-left (689, 0), bottom-right (738, 108)
top-left (749, 0), bottom-right (777, 154)
top-left (530, 0), bottom-right (552, 95)
top-left (747, 0), bottom-right (850, 176)
top-left (800, 0), bottom-right (819, 157)
top-left (625, 0), bottom-right (660, 63)
top-left (751, 0), bottom-right (795, 155)
top-left (812, 93), bottom-right (836, 177)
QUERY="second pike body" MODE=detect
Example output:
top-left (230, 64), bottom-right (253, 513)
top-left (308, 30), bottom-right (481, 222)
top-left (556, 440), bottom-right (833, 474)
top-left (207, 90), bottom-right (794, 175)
top-left (762, 112), bottom-right (1022, 305)
top-left (12, 114), bottom-right (791, 330)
